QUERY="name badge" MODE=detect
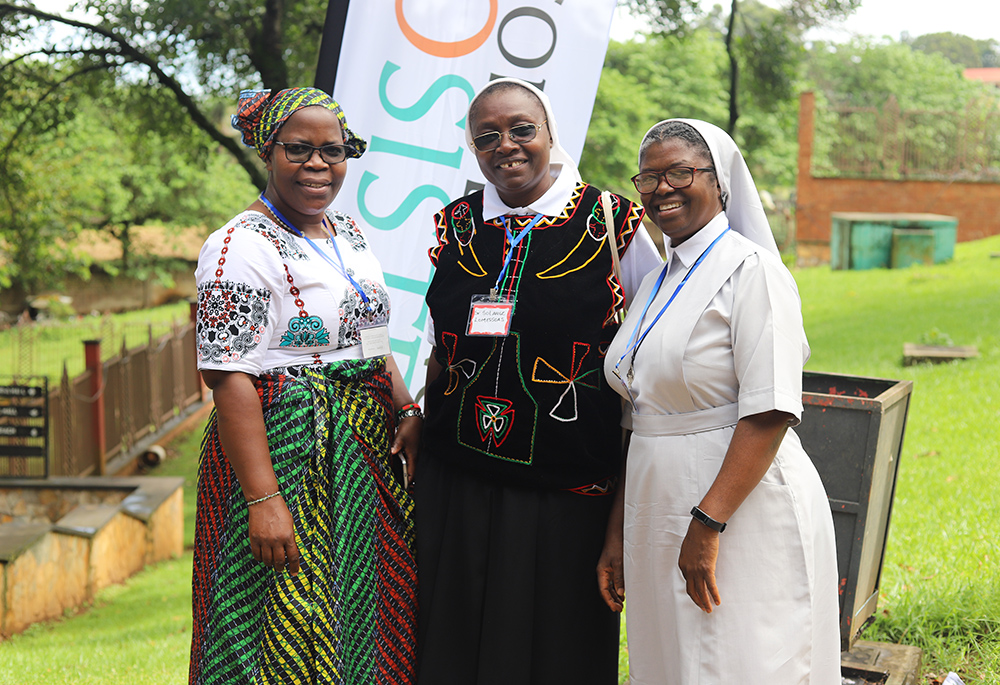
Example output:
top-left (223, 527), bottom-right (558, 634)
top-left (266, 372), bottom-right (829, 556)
top-left (467, 295), bottom-right (514, 337)
top-left (360, 325), bottom-right (391, 358)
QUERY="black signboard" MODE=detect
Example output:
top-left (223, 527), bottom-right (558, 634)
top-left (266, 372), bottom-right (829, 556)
top-left (0, 376), bottom-right (48, 478)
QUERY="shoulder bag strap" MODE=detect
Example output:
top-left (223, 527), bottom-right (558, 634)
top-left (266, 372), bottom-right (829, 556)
top-left (601, 190), bottom-right (626, 323)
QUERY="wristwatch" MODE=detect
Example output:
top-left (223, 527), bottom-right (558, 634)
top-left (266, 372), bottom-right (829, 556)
top-left (690, 505), bottom-right (727, 533)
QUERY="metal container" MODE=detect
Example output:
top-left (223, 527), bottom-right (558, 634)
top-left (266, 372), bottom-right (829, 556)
top-left (830, 212), bottom-right (957, 270)
top-left (890, 228), bottom-right (935, 269)
top-left (797, 371), bottom-right (914, 651)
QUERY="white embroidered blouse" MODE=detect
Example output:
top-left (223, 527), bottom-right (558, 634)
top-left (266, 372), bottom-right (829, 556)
top-left (194, 209), bottom-right (390, 374)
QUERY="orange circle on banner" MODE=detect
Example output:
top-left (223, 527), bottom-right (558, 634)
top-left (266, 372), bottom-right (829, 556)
top-left (396, 0), bottom-right (498, 57)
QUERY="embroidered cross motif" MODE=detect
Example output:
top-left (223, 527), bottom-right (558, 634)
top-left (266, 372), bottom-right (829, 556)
top-left (441, 332), bottom-right (477, 396)
top-left (531, 342), bottom-right (600, 423)
top-left (474, 396), bottom-right (515, 447)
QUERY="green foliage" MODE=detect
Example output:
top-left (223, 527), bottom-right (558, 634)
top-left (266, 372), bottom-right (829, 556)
top-left (804, 39), bottom-right (1000, 181)
top-left (581, 32), bottom-right (727, 195)
top-left (80, 0), bottom-right (329, 93)
top-left (804, 38), bottom-right (984, 108)
top-left (910, 32), bottom-right (986, 68)
top-left (55, 82), bottom-right (255, 267)
top-left (0, 56), bottom-right (254, 301)
top-left (917, 328), bottom-right (956, 347)
top-left (622, 0), bottom-right (860, 135)
top-left (581, 28), bottom-right (799, 191)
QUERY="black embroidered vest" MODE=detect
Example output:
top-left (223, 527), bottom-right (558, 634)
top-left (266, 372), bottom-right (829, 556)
top-left (423, 183), bottom-right (645, 491)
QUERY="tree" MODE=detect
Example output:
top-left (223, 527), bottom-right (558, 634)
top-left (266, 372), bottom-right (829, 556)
top-left (0, 63), bottom-right (254, 303)
top-left (802, 38), bottom-right (998, 180)
top-left (0, 58), bottom-right (92, 297)
top-left (581, 32), bottom-right (728, 195)
top-left (804, 38), bottom-right (986, 110)
top-left (622, 0), bottom-right (861, 135)
top-left (65, 85), bottom-right (255, 270)
top-left (910, 32), bottom-right (984, 68)
top-left (0, 0), bottom-right (329, 188)
top-left (0, 0), bottom-right (314, 304)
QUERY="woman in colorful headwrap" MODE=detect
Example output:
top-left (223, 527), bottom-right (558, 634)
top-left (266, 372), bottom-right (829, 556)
top-left (598, 119), bottom-right (840, 684)
top-left (417, 78), bottom-right (662, 683)
top-left (189, 87), bottom-right (420, 685)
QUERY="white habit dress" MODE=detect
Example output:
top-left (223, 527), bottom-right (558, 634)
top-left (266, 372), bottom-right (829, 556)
top-left (604, 213), bottom-right (841, 685)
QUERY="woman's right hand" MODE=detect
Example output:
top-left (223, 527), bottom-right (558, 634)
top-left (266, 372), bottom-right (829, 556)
top-left (596, 529), bottom-right (625, 612)
top-left (248, 496), bottom-right (301, 575)
top-left (597, 471), bottom-right (627, 612)
top-left (678, 518), bottom-right (721, 613)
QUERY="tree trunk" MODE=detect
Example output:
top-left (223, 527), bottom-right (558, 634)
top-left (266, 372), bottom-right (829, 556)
top-left (726, 0), bottom-right (739, 136)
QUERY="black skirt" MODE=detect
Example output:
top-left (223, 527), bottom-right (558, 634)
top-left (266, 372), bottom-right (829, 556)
top-left (415, 454), bottom-right (620, 685)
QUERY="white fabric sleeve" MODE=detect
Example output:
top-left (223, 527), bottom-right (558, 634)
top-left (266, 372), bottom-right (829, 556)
top-left (730, 252), bottom-right (809, 424)
top-left (620, 226), bottom-right (663, 302)
top-left (194, 224), bottom-right (287, 375)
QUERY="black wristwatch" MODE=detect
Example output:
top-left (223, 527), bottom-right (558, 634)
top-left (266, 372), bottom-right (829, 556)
top-left (691, 506), bottom-right (727, 533)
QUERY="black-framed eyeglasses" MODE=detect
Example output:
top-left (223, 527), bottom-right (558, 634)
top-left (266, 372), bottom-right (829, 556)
top-left (471, 120), bottom-right (547, 152)
top-left (631, 166), bottom-right (715, 194)
top-left (274, 141), bottom-right (354, 165)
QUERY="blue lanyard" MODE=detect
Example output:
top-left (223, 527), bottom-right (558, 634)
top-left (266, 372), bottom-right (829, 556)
top-left (616, 226), bottom-right (731, 386)
top-left (258, 194), bottom-right (372, 311)
top-left (494, 214), bottom-right (544, 296)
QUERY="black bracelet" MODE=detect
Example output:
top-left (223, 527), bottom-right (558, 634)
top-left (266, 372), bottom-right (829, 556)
top-left (691, 505), bottom-right (727, 533)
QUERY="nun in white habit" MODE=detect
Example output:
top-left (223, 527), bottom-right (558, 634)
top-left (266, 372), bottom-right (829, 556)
top-left (598, 119), bottom-right (841, 684)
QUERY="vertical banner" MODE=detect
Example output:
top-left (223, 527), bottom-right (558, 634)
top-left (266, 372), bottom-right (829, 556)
top-left (319, 0), bottom-right (618, 394)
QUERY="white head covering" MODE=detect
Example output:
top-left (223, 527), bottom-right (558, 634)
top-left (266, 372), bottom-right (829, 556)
top-left (466, 77), bottom-right (581, 184)
top-left (638, 119), bottom-right (778, 256)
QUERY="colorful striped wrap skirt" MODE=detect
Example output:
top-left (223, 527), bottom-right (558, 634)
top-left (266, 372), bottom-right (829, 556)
top-left (189, 358), bottom-right (417, 684)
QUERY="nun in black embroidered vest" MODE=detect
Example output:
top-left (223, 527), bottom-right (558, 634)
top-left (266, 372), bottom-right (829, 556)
top-left (416, 78), bottom-right (662, 684)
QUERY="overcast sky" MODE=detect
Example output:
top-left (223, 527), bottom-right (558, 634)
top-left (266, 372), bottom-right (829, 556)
top-left (612, 0), bottom-right (1000, 44)
top-left (31, 0), bottom-right (1000, 51)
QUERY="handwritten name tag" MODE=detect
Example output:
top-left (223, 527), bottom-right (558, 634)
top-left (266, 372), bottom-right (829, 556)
top-left (467, 300), bottom-right (514, 337)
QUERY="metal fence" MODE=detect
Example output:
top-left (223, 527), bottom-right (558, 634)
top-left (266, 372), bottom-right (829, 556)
top-left (812, 94), bottom-right (1000, 182)
top-left (2, 319), bottom-right (201, 478)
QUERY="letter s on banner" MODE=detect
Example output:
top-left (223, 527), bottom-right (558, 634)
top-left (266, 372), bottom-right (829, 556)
top-left (396, 0), bottom-right (498, 57)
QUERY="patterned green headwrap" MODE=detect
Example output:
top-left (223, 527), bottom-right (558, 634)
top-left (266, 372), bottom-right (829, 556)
top-left (231, 87), bottom-right (367, 161)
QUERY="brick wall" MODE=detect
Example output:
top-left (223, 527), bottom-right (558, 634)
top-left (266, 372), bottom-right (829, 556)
top-left (795, 92), bottom-right (1000, 265)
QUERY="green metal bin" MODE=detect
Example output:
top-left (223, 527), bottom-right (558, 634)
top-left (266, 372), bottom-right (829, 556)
top-left (830, 213), bottom-right (957, 270)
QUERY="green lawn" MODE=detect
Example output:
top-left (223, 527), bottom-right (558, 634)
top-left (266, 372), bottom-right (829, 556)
top-left (1, 235), bottom-right (998, 684)
top-left (797, 234), bottom-right (1000, 684)
top-left (0, 301), bottom-right (191, 382)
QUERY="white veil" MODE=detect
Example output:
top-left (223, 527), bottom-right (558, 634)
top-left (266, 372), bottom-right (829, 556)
top-left (639, 119), bottom-right (779, 256)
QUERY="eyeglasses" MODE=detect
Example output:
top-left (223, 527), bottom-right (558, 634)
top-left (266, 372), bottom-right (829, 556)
top-left (631, 166), bottom-right (715, 194)
top-left (471, 120), bottom-right (547, 152)
top-left (274, 141), bottom-right (354, 165)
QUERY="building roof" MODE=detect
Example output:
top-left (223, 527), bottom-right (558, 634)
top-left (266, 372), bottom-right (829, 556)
top-left (963, 67), bottom-right (1000, 86)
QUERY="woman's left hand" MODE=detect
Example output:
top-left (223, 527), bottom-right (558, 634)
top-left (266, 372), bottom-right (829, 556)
top-left (678, 518), bottom-right (722, 613)
top-left (391, 415), bottom-right (420, 486)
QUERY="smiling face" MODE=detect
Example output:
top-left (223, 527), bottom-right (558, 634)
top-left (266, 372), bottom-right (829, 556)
top-left (637, 137), bottom-right (723, 247)
top-left (470, 86), bottom-right (553, 208)
top-left (264, 106), bottom-right (346, 230)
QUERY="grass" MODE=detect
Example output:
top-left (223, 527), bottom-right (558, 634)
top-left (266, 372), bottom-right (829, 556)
top-left (0, 301), bottom-right (191, 382)
top-left (795, 234), bottom-right (1000, 684)
top-left (0, 411), bottom-right (204, 685)
top-left (2, 236), bottom-right (999, 684)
